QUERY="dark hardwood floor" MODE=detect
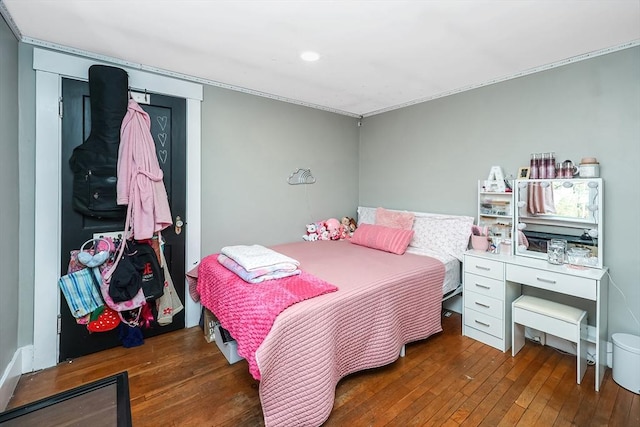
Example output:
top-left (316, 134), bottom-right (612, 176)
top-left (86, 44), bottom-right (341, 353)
top-left (8, 313), bottom-right (639, 426)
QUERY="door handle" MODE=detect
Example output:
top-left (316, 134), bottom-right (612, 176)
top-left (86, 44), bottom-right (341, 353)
top-left (175, 215), bottom-right (184, 235)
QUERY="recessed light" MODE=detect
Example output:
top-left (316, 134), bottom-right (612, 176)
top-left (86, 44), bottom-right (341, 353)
top-left (300, 51), bottom-right (320, 62)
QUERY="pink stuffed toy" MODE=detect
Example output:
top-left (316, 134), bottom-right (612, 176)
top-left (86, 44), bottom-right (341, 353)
top-left (325, 218), bottom-right (341, 240)
top-left (316, 221), bottom-right (329, 240)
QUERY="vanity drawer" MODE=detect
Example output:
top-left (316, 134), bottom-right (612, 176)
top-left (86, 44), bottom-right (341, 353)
top-left (464, 256), bottom-right (504, 281)
top-left (464, 290), bottom-right (503, 319)
top-left (464, 308), bottom-right (503, 339)
top-left (506, 264), bottom-right (596, 300)
top-left (464, 272), bottom-right (504, 300)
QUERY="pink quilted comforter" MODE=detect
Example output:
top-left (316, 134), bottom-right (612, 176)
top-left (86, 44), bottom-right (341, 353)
top-left (197, 253), bottom-right (338, 379)
top-left (200, 240), bottom-right (445, 427)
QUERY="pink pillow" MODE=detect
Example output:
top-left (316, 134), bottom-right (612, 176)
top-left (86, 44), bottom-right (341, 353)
top-left (350, 223), bottom-right (414, 255)
top-left (375, 207), bottom-right (415, 230)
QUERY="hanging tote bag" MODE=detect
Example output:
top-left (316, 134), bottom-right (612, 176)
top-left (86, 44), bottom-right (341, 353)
top-left (128, 240), bottom-right (165, 301)
top-left (58, 267), bottom-right (104, 318)
top-left (156, 248), bottom-right (184, 326)
top-left (100, 239), bottom-right (147, 312)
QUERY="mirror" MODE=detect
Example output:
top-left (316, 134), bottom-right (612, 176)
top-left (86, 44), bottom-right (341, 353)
top-left (514, 178), bottom-right (603, 268)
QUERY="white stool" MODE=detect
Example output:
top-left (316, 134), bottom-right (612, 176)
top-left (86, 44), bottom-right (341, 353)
top-left (512, 295), bottom-right (588, 385)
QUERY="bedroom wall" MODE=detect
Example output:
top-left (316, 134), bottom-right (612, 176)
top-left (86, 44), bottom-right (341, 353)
top-left (0, 14), bottom-right (20, 378)
top-left (359, 46), bottom-right (640, 337)
top-left (16, 43), bottom-right (35, 350)
top-left (199, 85), bottom-right (360, 255)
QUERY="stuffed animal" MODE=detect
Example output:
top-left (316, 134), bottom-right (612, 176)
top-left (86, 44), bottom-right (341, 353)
top-left (339, 216), bottom-right (357, 238)
top-left (316, 221), bottom-right (329, 240)
top-left (339, 225), bottom-right (348, 240)
top-left (325, 218), bottom-right (341, 240)
top-left (302, 223), bottom-right (319, 241)
top-left (341, 217), bottom-right (351, 230)
top-left (348, 217), bottom-right (357, 235)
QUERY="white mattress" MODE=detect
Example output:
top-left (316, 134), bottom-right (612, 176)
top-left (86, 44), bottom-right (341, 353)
top-left (405, 246), bottom-right (461, 295)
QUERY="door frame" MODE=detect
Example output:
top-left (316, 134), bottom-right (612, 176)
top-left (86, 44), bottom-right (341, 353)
top-left (32, 48), bottom-right (203, 370)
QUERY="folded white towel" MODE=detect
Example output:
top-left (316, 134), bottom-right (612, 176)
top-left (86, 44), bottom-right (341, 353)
top-left (220, 244), bottom-right (300, 272)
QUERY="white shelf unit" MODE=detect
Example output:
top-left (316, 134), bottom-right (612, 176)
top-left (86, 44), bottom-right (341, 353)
top-left (477, 180), bottom-right (514, 253)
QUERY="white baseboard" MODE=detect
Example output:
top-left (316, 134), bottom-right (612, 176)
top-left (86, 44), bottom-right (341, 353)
top-left (0, 345), bottom-right (32, 412)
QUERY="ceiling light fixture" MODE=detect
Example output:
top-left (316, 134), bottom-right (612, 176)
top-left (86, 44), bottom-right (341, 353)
top-left (300, 51), bottom-right (320, 62)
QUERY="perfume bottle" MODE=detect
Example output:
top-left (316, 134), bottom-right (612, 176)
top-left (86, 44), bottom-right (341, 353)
top-left (530, 153), bottom-right (538, 179)
top-left (547, 152), bottom-right (556, 178)
top-left (539, 152), bottom-right (547, 179)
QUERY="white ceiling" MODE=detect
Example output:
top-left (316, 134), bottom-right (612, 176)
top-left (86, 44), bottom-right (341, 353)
top-left (2, 1), bottom-right (639, 117)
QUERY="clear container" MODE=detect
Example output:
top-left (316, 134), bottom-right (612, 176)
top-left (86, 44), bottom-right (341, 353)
top-left (566, 247), bottom-right (591, 269)
top-left (547, 239), bottom-right (567, 265)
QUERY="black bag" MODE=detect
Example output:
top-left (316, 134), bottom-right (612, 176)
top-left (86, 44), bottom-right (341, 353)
top-left (109, 243), bottom-right (142, 303)
top-left (69, 65), bottom-right (128, 219)
top-left (131, 241), bottom-right (165, 301)
top-left (109, 241), bottom-right (164, 303)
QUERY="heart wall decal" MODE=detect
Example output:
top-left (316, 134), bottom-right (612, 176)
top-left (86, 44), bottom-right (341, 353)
top-left (157, 116), bottom-right (168, 130)
top-left (158, 150), bottom-right (168, 164)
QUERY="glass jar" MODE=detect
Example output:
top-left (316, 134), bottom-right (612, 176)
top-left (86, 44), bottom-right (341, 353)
top-left (547, 239), bottom-right (567, 265)
top-left (566, 247), bottom-right (591, 269)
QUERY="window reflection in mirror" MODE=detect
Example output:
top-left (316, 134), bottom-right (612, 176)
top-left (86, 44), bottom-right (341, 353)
top-left (518, 180), bottom-right (599, 224)
top-left (514, 179), bottom-right (603, 268)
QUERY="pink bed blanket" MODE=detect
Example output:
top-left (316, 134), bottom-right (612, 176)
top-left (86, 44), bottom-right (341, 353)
top-left (257, 241), bottom-right (445, 427)
top-left (197, 253), bottom-right (338, 379)
top-left (199, 240), bottom-right (446, 427)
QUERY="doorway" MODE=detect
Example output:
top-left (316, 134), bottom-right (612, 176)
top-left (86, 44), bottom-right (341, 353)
top-left (59, 77), bottom-right (186, 361)
top-left (32, 48), bottom-right (202, 370)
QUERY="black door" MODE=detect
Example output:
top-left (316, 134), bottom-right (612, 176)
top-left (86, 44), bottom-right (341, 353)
top-left (59, 77), bottom-right (186, 361)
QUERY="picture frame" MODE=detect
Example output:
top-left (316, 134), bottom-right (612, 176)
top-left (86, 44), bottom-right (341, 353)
top-left (517, 167), bottom-right (530, 180)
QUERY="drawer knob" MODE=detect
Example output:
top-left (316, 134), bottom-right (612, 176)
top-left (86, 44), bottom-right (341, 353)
top-left (475, 265), bottom-right (491, 271)
top-left (475, 319), bottom-right (491, 327)
top-left (536, 277), bottom-right (557, 284)
top-left (475, 283), bottom-right (490, 290)
top-left (475, 301), bottom-right (490, 308)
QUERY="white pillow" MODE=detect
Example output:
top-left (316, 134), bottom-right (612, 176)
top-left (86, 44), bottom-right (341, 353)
top-left (357, 206), bottom-right (473, 261)
top-left (357, 206), bottom-right (376, 226)
top-left (410, 214), bottom-right (474, 261)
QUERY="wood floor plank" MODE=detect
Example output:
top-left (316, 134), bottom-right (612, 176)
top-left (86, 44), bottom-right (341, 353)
top-left (588, 371), bottom-right (620, 427)
top-left (495, 403), bottom-right (525, 427)
top-left (572, 376), bottom-right (601, 426)
top-left (627, 393), bottom-right (640, 426)
top-left (607, 386), bottom-right (633, 427)
top-left (7, 312), bottom-right (634, 427)
top-left (462, 343), bottom-right (550, 427)
top-left (450, 354), bottom-right (519, 424)
top-left (484, 351), bottom-right (563, 425)
top-left (514, 349), bottom-right (560, 408)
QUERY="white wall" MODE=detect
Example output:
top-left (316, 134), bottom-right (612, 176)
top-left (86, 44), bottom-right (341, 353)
top-left (200, 85), bottom-right (360, 255)
top-left (359, 47), bottom-right (640, 337)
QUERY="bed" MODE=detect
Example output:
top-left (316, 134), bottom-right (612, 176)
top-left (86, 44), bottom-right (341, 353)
top-left (196, 207), bottom-right (473, 426)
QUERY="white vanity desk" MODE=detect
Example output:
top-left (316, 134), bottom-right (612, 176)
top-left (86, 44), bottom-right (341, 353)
top-left (463, 249), bottom-right (609, 392)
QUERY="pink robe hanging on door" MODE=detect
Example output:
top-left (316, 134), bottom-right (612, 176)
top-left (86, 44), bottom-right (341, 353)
top-left (117, 99), bottom-right (172, 240)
